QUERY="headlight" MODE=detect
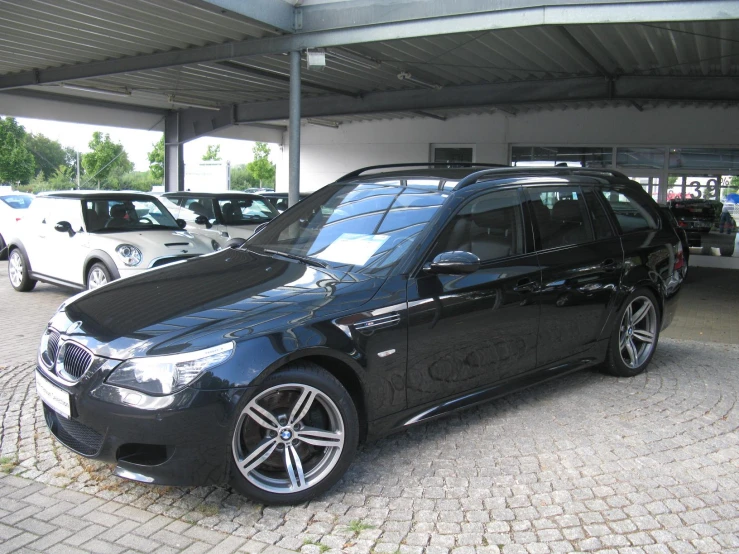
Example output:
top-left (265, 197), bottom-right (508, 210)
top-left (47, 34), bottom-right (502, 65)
top-left (107, 342), bottom-right (234, 395)
top-left (211, 239), bottom-right (221, 251)
top-left (115, 244), bottom-right (142, 266)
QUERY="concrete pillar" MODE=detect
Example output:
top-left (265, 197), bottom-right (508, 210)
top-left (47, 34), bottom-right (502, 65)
top-left (164, 111), bottom-right (184, 192)
top-left (288, 50), bottom-right (301, 207)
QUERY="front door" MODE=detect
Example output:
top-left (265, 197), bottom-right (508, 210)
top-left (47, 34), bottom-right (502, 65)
top-left (45, 199), bottom-right (89, 285)
top-left (525, 185), bottom-right (623, 367)
top-left (406, 188), bottom-right (541, 406)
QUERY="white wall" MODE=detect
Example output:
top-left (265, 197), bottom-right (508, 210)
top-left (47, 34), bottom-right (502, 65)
top-left (276, 105), bottom-right (739, 192)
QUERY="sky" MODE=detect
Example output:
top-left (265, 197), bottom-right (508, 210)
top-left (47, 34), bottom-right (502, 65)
top-left (15, 117), bottom-right (267, 172)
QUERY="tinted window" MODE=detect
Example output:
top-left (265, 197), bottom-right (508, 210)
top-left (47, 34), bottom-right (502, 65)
top-left (527, 186), bottom-right (594, 249)
top-left (218, 197), bottom-right (278, 225)
top-left (584, 189), bottom-right (614, 240)
top-left (83, 198), bottom-right (179, 233)
top-left (184, 197), bottom-right (216, 220)
top-left (433, 189), bottom-right (523, 262)
top-left (600, 189), bottom-right (658, 232)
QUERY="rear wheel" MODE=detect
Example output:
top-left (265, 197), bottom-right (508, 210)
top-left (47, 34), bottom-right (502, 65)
top-left (230, 362), bottom-right (358, 504)
top-left (87, 262), bottom-right (111, 290)
top-left (603, 289), bottom-right (660, 377)
top-left (8, 248), bottom-right (36, 292)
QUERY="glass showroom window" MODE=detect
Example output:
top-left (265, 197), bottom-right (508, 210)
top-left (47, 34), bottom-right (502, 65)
top-left (511, 146), bottom-right (612, 168)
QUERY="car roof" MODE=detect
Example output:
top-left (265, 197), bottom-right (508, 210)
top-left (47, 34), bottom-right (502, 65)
top-left (162, 191), bottom-right (266, 198)
top-left (39, 191), bottom-right (160, 200)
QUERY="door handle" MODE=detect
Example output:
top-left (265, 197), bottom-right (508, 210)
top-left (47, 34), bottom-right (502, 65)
top-left (513, 278), bottom-right (538, 293)
top-left (601, 258), bottom-right (618, 271)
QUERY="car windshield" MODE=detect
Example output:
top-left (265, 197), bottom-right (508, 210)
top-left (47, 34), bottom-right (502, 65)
top-left (0, 194), bottom-right (33, 209)
top-left (247, 183), bottom-right (448, 276)
top-left (82, 197), bottom-right (180, 233)
top-left (218, 197), bottom-right (278, 225)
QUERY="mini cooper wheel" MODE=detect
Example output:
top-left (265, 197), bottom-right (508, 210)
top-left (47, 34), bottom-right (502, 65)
top-left (230, 363), bottom-right (358, 504)
top-left (8, 248), bottom-right (36, 292)
top-left (87, 263), bottom-right (111, 290)
top-left (604, 289), bottom-right (660, 377)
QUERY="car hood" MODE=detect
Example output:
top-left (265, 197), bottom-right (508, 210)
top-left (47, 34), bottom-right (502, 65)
top-left (56, 249), bottom-right (384, 359)
top-left (91, 229), bottom-right (212, 260)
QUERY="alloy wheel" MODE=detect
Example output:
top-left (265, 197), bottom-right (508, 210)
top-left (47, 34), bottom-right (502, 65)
top-left (232, 384), bottom-right (345, 494)
top-left (88, 267), bottom-right (108, 289)
top-left (618, 296), bottom-right (657, 369)
top-left (9, 250), bottom-right (23, 288)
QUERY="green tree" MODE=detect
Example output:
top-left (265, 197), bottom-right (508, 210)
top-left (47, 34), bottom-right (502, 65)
top-left (148, 136), bottom-right (165, 181)
top-left (24, 133), bottom-right (76, 180)
top-left (81, 132), bottom-right (133, 189)
top-left (230, 164), bottom-right (259, 190)
top-left (0, 117), bottom-right (35, 184)
top-left (246, 142), bottom-right (276, 188)
top-left (203, 144), bottom-right (221, 161)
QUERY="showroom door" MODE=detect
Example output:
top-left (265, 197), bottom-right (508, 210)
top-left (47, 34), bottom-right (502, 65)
top-left (406, 188), bottom-right (541, 406)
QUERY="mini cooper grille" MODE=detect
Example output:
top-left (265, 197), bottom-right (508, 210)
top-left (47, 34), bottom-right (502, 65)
top-left (58, 343), bottom-right (93, 380)
top-left (46, 329), bottom-right (61, 365)
top-left (44, 405), bottom-right (103, 456)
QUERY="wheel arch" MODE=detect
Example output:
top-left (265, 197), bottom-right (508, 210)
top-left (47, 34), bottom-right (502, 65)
top-left (83, 250), bottom-right (120, 286)
top-left (7, 240), bottom-right (32, 272)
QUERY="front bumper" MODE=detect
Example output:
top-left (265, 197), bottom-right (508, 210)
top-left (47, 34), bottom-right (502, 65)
top-left (36, 365), bottom-right (251, 487)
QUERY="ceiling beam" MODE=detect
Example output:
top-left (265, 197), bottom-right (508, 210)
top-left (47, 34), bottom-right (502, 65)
top-left (195, 0), bottom-right (295, 33)
top-left (0, 1), bottom-right (737, 90)
top-left (226, 76), bottom-right (739, 122)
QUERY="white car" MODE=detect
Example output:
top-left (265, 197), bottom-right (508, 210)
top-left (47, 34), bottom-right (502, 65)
top-left (0, 191), bottom-right (34, 260)
top-left (6, 191), bottom-right (215, 292)
top-left (162, 192), bottom-right (279, 247)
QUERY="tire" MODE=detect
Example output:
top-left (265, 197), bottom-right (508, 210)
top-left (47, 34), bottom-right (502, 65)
top-left (603, 288), bottom-right (660, 377)
top-left (8, 248), bottom-right (37, 292)
top-left (720, 246), bottom-right (735, 257)
top-left (87, 262), bottom-right (112, 290)
top-left (0, 233), bottom-right (7, 260)
top-left (229, 361), bottom-right (359, 505)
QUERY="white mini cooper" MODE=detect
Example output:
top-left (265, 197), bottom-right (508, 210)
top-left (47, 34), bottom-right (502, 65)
top-left (6, 191), bottom-right (215, 292)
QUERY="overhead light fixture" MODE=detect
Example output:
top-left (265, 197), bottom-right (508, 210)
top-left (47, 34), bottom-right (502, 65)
top-left (306, 118), bottom-right (340, 129)
top-left (167, 95), bottom-right (221, 111)
top-left (326, 49), bottom-right (381, 70)
top-left (397, 72), bottom-right (442, 90)
top-left (61, 83), bottom-right (131, 97)
top-left (306, 49), bottom-right (326, 71)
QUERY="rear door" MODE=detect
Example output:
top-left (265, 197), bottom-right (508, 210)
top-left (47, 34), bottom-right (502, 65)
top-left (406, 187), bottom-right (541, 406)
top-left (526, 184), bottom-right (623, 367)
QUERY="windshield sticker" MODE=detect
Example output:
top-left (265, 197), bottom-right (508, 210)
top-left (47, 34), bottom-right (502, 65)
top-left (314, 233), bottom-right (389, 266)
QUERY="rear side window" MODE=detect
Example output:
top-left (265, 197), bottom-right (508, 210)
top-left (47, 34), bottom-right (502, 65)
top-left (600, 189), bottom-right (658, 233)
top-left (526, 186), bottom-right (594, 249)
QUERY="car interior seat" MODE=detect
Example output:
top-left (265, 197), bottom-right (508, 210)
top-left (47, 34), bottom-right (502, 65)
top-left (437, 198), bottom-right (513, 261)
top-left (105, 204), bottom-right (129, 228)
top-left (549, 199), bottom-right (587, 246)
top-left (188, 201), bottom-right (208, 217)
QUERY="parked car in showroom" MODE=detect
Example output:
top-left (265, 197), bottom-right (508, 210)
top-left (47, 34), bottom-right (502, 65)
top-left (7, 191), bottom-right (215, 292)
top-left (259, 191), bottom-right (311, 212)
top-left (34, 164), bottom-right (683, 504)
top-left (162, 191), bottom-right (279, 247)
top-left (665, 198), bottom-right (736, 256)
top-left (0, 191), bottom-right (34, 260)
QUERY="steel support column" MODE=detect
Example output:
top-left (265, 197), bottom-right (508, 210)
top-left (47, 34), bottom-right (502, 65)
top-left (288, 50), bottom-right (301, 207)
top-left (164, 111), bottom-right (184, 192)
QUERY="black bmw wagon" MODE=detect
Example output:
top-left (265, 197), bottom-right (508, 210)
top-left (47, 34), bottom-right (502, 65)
top-left (35, 164), bottom-right (684, 504)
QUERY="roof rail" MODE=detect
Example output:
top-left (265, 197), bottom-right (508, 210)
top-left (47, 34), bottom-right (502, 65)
top-left (453, 167), bottom-right (630, 190)
top-left (336, 162), bottom-right (507, 182)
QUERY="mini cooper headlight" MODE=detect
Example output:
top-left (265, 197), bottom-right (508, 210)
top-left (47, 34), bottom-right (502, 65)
top-left (107, 342), bottom-right (234, 395)
top-left (115, 244), bottom-right (142, 266)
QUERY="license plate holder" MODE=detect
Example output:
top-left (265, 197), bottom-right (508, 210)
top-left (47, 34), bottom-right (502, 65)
top-left (35, 372), bottom-right (72, 419)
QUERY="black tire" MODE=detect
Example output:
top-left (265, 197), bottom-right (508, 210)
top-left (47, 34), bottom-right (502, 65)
top-left (86, 262), bottom-right (112, 290)
top-left (0, 233), bottom-right (7, 260)
top-left (720, 247), bottom-right (735, 257)
top-left (603, 288), bottom-right (660, 377)
top-left (229, 361), bottom-right (359, 505)
top-left (7, 248), bottom-right (37, 292)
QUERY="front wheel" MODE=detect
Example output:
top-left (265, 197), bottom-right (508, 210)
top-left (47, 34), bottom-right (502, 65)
top-left (8, 248), bottom-right (36, 292)
top-left (87, 262), bottom-right (112, 290)
top-left (603, 289), bottom-right (660, 377)
top-left (230, 362), bottom-right (359, 504)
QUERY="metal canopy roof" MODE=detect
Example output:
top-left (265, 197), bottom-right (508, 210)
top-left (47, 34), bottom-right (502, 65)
top-left (1, 0), bottom-right (738, 134)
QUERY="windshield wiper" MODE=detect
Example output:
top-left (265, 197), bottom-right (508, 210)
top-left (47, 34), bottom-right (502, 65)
top-left (264, 249), bottom-right (327, 268)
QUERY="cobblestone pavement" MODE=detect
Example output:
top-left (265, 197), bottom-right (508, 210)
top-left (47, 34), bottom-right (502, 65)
top-left (2, 339), bottom-right (739, 553)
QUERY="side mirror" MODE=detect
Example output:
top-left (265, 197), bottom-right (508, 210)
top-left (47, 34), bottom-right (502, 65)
top-left (226, 237), bottom-right (247, 249)
top-left (176, 219), bottom-right (187, 229)
top-left (194, 215), bottom-right (212, 229)
top-left (424, 251), bottom-right (480, 275)
top-left (54, 221), bottom-right (75, 237)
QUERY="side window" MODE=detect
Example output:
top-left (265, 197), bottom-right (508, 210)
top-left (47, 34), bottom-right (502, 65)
top-left (184, 198), bottom-right (215, 220)
top-left (583, 189), bottom-right (615, 240)
top-left (433, 189), bottom-right (524, 263)
top-left (600, 188), bottom-right (658, 233)
top-left (526, 186), bottom-right (594, 249)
